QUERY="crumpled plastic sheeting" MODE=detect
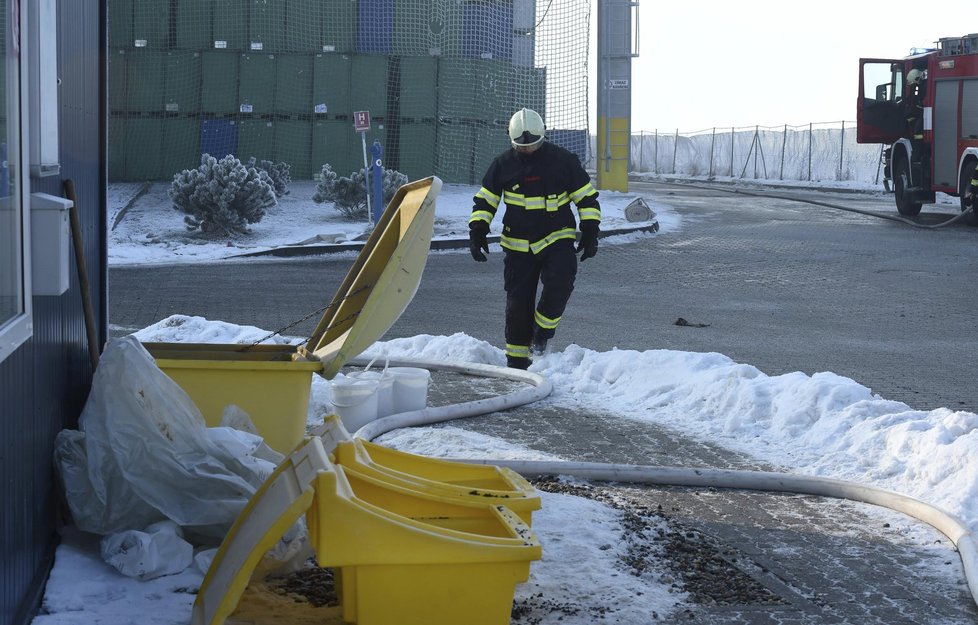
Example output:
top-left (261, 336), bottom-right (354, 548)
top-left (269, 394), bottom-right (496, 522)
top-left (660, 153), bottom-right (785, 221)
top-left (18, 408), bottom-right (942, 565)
top-left (54, 336), bottom-right (277, 541)
top-left (100, 520), bottom-right (194, 580)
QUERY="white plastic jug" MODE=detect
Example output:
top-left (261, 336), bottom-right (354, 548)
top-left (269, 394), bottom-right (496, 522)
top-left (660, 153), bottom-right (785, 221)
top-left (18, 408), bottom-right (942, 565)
top-left (329, 376), bottom-right (379, 432)
top-left (387, 367), bottom-right (431, 413)
top-left (346, 370), bottom-right (395, 418)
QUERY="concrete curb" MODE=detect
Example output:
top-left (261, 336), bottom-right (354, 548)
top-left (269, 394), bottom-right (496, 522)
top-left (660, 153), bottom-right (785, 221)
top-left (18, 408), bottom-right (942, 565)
top-left (231, 221), bottom-right (660, 259)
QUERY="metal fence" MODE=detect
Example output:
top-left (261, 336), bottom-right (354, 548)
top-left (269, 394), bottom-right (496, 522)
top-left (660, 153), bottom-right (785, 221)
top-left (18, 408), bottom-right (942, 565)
top-left (593, 122), bottom-right (888, 185)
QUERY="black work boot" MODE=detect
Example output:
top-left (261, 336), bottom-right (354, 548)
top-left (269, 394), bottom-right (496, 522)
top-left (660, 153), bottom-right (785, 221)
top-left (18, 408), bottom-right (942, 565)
top-left (506, 356), bottom-right (531, 370)
top-left (530, 335), bottom-right (549, 357)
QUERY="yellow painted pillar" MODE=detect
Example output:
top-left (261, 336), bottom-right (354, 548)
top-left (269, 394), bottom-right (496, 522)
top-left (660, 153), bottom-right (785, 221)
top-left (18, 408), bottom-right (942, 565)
top-left (596, 116), bottom-right (629, 192)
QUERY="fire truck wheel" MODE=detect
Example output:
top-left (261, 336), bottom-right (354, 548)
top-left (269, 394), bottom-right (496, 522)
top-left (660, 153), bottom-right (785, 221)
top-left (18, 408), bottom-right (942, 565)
top-left (959, 160), bottom-right (978, 227)
top-left (893, 159), bottom-right (922, 217)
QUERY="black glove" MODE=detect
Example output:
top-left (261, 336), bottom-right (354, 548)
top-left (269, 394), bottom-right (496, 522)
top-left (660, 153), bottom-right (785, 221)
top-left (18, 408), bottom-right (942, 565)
top-left (576, 221), bottom-right (599, 261)
top-left (469, 222), bottom-right (490, 262)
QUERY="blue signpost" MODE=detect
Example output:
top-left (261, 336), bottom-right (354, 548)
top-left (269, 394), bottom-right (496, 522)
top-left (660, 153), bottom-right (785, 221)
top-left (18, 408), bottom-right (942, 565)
top-left (370, 140), bottom-right (383, 224)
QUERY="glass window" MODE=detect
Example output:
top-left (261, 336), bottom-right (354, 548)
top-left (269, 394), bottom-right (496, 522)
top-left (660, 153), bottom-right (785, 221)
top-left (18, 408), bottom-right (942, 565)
top-left (0, 0), bottom-right (28, 362)
top-left (862, 61), bottom-right (903, 102)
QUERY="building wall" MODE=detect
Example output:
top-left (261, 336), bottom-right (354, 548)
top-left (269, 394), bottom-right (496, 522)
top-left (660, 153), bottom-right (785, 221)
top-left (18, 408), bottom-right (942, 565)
top-left (0, 1), bottom-right (106, 624)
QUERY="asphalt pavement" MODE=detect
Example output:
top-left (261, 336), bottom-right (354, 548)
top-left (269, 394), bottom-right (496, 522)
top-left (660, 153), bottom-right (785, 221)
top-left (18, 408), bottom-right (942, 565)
top-left (109, 179), bottom-right (978, 623)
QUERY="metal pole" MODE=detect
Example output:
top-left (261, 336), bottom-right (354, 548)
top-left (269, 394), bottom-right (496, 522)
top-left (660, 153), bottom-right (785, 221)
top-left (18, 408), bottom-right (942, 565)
top-left (672, 129), bottom-right (678, 174)
top-left (838, 121), bottom-right (845, 181)
top-left (639, 131), bottom-right (645, 172)
top-left (730, 127), bottom-right (734, 177)
top-left (808, 123), bottom-right (813, 181)
top-left (780, 124), bottom-right (787, 180)
top-left (708, 127), bottom-right (715, 179)
top-left (361, 131), bottom-right (371, 226)
top-left (753, 126), bottom-right (758, 179)
top-left (654, 129), bottom-right (658, 174)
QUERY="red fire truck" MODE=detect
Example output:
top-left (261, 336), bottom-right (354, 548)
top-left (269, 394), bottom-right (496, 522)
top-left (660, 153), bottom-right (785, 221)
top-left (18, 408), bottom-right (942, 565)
top-left (857, 34), bottom-right (978, 225)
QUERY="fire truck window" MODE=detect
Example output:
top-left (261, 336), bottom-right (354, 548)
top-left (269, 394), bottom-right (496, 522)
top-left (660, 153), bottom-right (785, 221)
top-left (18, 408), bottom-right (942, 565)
top-left (863, 62), bottom-right (900, 101)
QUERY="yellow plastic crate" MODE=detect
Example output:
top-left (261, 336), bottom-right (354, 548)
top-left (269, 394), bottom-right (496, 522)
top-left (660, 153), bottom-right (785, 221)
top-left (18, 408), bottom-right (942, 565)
top-left (308, 460), bottom-right (541, 625)
top-left (143, 342), bottom-right (322, 455)
top-left (333, 439), bottom-right (541, 524)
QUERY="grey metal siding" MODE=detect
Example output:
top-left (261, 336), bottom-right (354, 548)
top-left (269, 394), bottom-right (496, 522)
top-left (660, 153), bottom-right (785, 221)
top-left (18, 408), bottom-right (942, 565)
top-left (1, 0), bottom-right (105, 624)
top-left (933, 80), bottom-right (960, 188)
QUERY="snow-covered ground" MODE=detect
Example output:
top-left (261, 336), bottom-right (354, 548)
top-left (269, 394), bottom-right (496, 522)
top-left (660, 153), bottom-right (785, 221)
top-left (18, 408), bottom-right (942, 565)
top-left (33, 174), bottom-right (977, 624)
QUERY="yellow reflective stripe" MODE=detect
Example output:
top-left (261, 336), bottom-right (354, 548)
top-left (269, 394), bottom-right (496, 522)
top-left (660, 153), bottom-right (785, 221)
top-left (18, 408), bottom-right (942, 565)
top-left (971, 178), bottom-right (978, 188)
top-left (578, 207), bottom-right (601, 220)
top-left (570, 182), bottom-right (597, 203)
top-left (503, 191), bottom-right (570, 211)
top-left (476, 187), bottom-right (500, 208)
top-left (500, 235), bottom-right (530, 252)
top-left (506, 344), bottom-right (530, 358)
top-left (529, 228), bottom-right (577, 254)
top-left (469, 210), bottom-right (493, 225)
top-left (534, 310), bottom-right (560, 330)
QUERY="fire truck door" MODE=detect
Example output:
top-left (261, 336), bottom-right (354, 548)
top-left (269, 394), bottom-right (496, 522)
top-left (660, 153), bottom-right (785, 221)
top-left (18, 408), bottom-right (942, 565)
top-left (857, 59), bottom-right (905, 143)
top-left (933, 80), bottom-right (960, 188)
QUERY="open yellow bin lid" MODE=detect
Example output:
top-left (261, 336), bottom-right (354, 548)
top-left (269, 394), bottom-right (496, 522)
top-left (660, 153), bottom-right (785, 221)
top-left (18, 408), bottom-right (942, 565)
top-left (304, 176), bottom-right (442, 378)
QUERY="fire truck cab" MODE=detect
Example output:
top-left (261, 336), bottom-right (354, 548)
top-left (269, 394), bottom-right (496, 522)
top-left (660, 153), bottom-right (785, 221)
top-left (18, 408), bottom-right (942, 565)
top-left (856, 34), bottom-right (978, 225)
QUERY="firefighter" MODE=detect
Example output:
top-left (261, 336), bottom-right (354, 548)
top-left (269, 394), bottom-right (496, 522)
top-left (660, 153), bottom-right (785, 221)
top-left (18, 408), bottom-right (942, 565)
top-left (468, 108), bottom-right (601, 370)
top-left (905, 68), bottom-right (926, 140)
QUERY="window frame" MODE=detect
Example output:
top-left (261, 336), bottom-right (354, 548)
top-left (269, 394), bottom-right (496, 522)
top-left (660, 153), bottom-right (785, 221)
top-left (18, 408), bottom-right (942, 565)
top-left (0, 0), bottom-right (32, 364)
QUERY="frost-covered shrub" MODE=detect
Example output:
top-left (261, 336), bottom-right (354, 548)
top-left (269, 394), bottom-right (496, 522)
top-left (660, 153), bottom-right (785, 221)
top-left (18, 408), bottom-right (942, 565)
top-left (316, 166), bottom-right (408, 220)
top-left (169, 154), bottom-right (276, 235)
top-left (246, 157), bottom-right (291, 197)
top-left (312, 163), bottom-right (338, 204)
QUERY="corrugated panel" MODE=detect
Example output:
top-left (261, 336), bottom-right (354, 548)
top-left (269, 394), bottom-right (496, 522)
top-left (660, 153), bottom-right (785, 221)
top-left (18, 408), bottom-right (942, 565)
top-left (108, 0), bottom-right (133, 49)
top-left (132, 0), bottom-right (169, 48)
top-left (462, 1), bottom-right (513, 61)
top-left (238, 53), bottom-right (277, 114)
top-left (125, 48), bottom-right (164, 113)
top-left (249, 0), bottom-right (287, 53)
top-left (357, 0), bottom-right (392, 54)
top-left (435, 121), bottom-right (476, 184)
top-left (200, 51), bottom-right (239, 115)
top-left (933, 81), bottom-right (959, 188)
top-left (175, 0), bottom-right (212, 50)
top-left (109, 117), bottom-right (127, 180)
top-left (273, 120), bottom-right (313, 179)
top-left (7, 0), bottom-right (105, 622)
top-left (162, 117), bottom-right (201, 179)
top-left (107, 49), bottom-right (128, 113)
top-left (285, 0), bottom-right (323, 53)
top-left (274, 55), bottom-right (314, 116)
top-left (164, 51), bottom-right (202, 115)
top-left (321, 0), bottom-right (357, 53)
top-left (212, 0), bottom-right (251, 51)
top-left (398, 122), bottom-right (436, 180)
top-left (350, 55), bottom-right (388, 117)
top-left (313, 53), bottom-right (351, 117)
top-left (312, 119), bottom-right (353, 176)
top-left (237, 118), bottom-right (276, 163)
top-left (125, 118), bottom-right (164, 180)
top-left (399, 57), bottom-right (437, 119)
top-left (962, 79), bottom-right (978, 139)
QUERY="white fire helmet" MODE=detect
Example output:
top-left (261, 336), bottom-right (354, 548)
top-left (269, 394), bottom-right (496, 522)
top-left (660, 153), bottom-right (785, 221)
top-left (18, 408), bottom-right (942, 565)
top-left (508, 108), bottom-right (545, 148)
top-left (907, 68), bottom-right (924, 85)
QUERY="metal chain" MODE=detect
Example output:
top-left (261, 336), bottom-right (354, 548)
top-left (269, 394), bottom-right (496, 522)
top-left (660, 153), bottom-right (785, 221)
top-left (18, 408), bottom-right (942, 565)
top-left (239, 284), bottom-right (371, 350)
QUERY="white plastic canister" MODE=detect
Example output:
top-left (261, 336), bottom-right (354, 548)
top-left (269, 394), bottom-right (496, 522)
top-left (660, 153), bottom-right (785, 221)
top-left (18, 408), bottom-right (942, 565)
top-left (329, 376), bottom-right (379, 432)
top-left (346, 370), bottom-right (395, 418)
top-left (387, 367), bottom-right (431, 413)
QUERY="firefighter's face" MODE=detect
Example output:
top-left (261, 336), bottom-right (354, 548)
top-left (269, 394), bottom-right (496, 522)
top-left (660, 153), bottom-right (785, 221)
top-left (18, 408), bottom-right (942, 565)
top-left (513, 142), bottom-right (541, 155)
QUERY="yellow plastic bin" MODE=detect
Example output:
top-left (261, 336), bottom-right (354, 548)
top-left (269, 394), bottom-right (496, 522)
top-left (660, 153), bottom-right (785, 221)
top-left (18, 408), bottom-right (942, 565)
top-left (333, 439), bottom-right (541, 524)
top-left (142, 342), bottom-right (322, 455)
top-left (308, 459), bottom-right (541, 625)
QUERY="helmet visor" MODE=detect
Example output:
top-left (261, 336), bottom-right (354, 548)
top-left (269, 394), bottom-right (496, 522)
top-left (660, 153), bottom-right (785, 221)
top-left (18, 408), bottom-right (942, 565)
top-left (511, 131), bottom-right (543, 147)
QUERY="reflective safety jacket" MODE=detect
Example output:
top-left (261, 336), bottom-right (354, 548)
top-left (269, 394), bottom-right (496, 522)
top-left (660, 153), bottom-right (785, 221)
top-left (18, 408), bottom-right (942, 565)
top-left (469, 142), bottom-right (600, 254)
